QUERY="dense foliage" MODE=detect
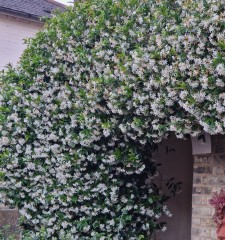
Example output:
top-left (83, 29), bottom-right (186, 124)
top-left (0, 0), bottom-right (225, 239)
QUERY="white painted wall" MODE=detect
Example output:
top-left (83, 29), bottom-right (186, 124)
top-left (0, 14), bottom-right (42, 70)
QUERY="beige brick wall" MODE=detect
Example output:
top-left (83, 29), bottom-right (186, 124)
top-left (0, 13), bottom-right (42, 70)
top-left (191, 135), bottom-right (225, 240)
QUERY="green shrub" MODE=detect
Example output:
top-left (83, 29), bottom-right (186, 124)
top-left (0, 0), bottom-right (224, 239)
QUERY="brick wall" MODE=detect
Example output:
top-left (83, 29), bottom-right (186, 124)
top-left (0, 209), bottom-right (20, 239)
top-left (191, 135), bottom-right (225, 240)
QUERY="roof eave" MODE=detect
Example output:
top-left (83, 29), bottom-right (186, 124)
top-left (0, 6), bottom-right (48, 22)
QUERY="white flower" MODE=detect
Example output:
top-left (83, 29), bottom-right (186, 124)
top-left (129, 30), bottom-right (135, 37)
top-left (103, 129), bottom-right (110, 137)
top-left (62, 221), bottom-right (68, 229)
top-left (119, 124), bottom-right (127, 133)
top-left (1, 136), bottom-right (9, 145)
top-left (216, 64), bottom-right (225, 76)
top-left (18, 138), bottom-right (25, 145)
top-left (161, 226), bottom-right (167, 232)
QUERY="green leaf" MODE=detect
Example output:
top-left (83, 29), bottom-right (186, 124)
top-left (138, 235), bottom-right (145, 240)
top-left (122, 214), bottom-right (132, 222)
top-left (71, 195), bottom-right (78, 203)
top-left (59, 195), bottom-right (67, 202)
top-left (218, 41), bottom-right (225, 51)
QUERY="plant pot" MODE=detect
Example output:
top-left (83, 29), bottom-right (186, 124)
top-left (217, 215), bottom-right (225, 240)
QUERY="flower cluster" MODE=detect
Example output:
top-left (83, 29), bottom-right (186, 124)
top-left (209, 189), bottom-right (225, 225)
top-left (0, 0), bottom-right (225, 239)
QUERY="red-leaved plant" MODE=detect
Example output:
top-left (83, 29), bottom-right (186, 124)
top-left (209, 189), bottom-right (225, 225)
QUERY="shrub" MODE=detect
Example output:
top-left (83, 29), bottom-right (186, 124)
top-left (0, 0), bottom-right (224, 239)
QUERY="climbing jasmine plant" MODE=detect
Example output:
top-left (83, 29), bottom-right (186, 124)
top-left (0, 0), bottom-right (225, 239)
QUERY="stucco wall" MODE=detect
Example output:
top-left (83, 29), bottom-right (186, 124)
top-left (0, 13), bottom-right (42, 70)
top-left (155, 135), bottom-right (194, 240)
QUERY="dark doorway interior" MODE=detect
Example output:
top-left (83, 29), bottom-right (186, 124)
top-left (155, 134), bottom-right (194, 240)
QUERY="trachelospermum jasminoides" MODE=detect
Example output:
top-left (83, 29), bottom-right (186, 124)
top-left (0, 0), bottom-right (224, 239)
